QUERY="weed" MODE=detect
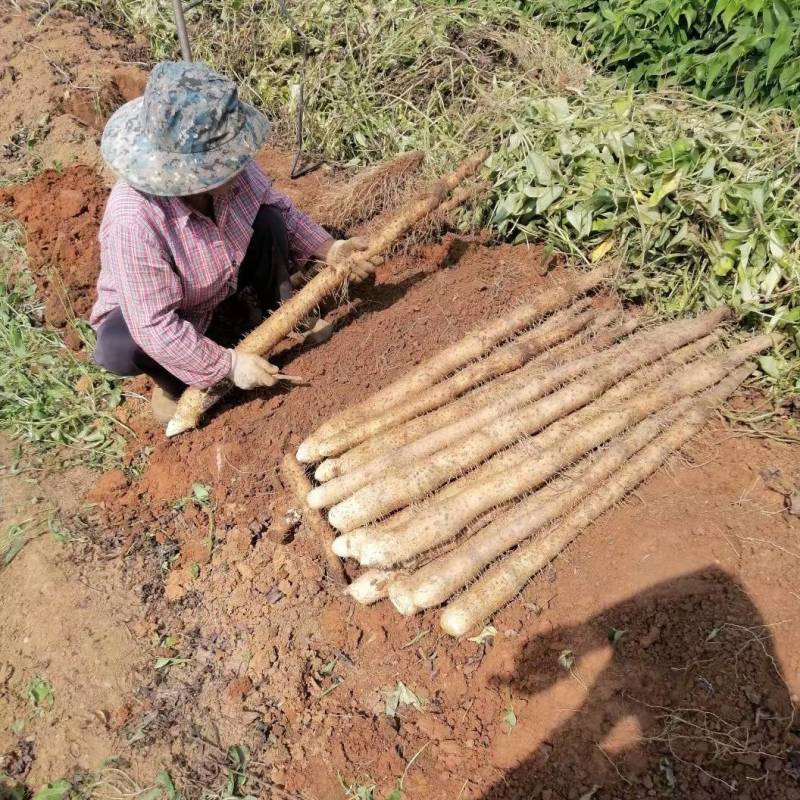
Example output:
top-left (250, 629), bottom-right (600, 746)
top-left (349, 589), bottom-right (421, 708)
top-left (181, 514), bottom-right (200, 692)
top-left (386, 743), bottom-right (430, 800)
top-left (1, 519), bottom-right (39, 569)
top-left (608, 627), bottom-right (627, 644)
top-left (222, 744), bottom-right (254, 800)
top-left (27, 675), bottom-right (54, 711)
top-left (383, 682), bottom-right (426, 717)
top-left (0, 221), bottom-right (127, 468)
top-left (153, 656), bottom-right (190, 671)
top-left (48, 513), bottom-right (74, 545)
top-left (502, 703), bottom-right (517, 734)
top-left (22, 763), bottom-right (185, 800)
top-left (10, 674), bottom-right (55, 732)
top-left (1, 510), bottom-right (84, 571)
top-left (337, 773), bottom-right (375, 800)
top-left (172, 482), bottom-right (216, 540)
top-left (31, 780), bottom-right (71, 800)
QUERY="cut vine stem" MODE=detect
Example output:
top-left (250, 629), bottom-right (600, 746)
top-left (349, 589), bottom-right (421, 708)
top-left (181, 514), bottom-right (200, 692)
top-left (165, 149), bottom-right (491, 437)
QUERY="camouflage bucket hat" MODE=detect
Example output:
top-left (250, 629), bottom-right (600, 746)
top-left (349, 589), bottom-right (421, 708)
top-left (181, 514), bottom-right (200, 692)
top-left (101, 61), bottom-right (270, 197)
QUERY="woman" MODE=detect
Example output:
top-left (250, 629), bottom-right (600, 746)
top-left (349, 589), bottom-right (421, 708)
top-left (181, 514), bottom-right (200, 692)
top-left (90, 61), bottom-right (377, 423)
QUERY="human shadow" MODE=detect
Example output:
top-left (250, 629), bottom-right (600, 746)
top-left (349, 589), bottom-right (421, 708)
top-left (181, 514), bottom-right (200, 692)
top-left (480, 567), bottom-right (800, 799)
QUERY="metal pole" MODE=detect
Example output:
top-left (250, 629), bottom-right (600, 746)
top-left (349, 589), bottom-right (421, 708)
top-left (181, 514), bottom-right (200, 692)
top-left (171, 0), bottom-right (193, 61)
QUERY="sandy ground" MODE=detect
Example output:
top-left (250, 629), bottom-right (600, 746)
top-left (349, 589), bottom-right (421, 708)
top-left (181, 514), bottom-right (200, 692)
top-left (1, 4), bottom-right (800, 800)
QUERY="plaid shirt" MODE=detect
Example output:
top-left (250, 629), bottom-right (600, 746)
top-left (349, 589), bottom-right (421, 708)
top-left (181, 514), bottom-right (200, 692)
top-left (91, 161), bottom-right (331, 388)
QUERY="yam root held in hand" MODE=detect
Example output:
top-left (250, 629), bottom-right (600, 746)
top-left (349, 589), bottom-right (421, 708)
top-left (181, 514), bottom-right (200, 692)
top-left (166, 149), bottom-right (491, 437)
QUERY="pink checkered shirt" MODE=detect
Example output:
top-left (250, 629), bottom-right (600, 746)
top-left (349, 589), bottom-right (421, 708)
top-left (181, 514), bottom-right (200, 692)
top-left (91, 161), bottom-right (332, 388)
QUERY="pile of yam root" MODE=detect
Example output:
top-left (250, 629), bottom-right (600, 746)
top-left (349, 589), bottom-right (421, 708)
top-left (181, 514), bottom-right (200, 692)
top-left (292, 265), bottom-right (775, 637)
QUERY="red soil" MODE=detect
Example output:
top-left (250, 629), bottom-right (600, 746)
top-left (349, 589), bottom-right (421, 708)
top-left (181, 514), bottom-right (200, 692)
top-left (3, 145), bottom-right (799, 800)
top-left (0, 166), bottom-right (107, 343)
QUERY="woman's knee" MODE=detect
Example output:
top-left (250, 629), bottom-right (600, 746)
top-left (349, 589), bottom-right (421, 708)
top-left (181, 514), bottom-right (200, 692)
top-left (92, 313), bottom-right (143, 377)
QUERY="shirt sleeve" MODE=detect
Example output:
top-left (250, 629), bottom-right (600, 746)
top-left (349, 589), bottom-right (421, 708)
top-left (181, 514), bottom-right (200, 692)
top-left (252, 168), bottom-right (332, 267)
top-left (101, 222), bottom-right (232, 389)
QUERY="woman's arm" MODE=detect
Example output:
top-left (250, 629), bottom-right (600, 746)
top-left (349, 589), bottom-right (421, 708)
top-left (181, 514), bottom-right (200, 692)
top-left (103, 223), bottom-right (232, 388)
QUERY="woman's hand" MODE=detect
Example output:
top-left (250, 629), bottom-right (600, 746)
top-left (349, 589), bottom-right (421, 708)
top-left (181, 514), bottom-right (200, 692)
top-left (229, 351), bottom-right (279, 389)
top-left (319, 237), bottom-right (383, 282)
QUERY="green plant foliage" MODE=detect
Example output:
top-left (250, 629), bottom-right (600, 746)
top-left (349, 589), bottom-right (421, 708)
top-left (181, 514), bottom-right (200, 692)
top-left (521, 0), bottom-right (800, 110)
top-left (31, 780), bottom-right (72, 800)
top-left (485, 89), bottom-right (800, 391)
top-left (0, 222), bottom-right (127, 467)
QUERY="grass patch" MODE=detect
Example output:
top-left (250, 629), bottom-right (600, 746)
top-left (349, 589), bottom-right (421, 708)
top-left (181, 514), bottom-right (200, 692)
top-left (75, 0), bottom-right (588, 171)
top-left (0, 220), bottom-right (127, 467)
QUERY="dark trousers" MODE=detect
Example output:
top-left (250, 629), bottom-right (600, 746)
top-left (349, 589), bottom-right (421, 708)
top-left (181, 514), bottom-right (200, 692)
top-left (93, 205), bottom-right (292, 396)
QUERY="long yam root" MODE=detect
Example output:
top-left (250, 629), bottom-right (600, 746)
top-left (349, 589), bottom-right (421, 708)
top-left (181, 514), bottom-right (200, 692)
top-left (387, 337), bottom-right (772, 613)
top-left (309, 312), bottom-right (646, 508)
top-left (388, 404), bottom-right (687, 614)
top-left (328, 307), bottom-right (730, 532)
top-left (314, 313), bottom-right (639, 483)
top-left (297, 264), bottom-right (613, 461)
top-left (310, 301), bottom-right (598, 460)
top-left (166, 149), bottom-right (490, 437)
top-left (281, 454), bottom-right (348, 586)
top-left (333, 332), bottom-right (720, 560)
top-left (338, 333), bottom-right (744, 565)
top-left (439, 359), bottom-right (761, 637)
top-left (344, 569), bottom-right (397, 604)
top-left (307, 304), bottom-right (610, 506)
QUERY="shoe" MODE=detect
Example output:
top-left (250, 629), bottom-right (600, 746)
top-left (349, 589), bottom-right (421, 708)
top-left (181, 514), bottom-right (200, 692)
top-left (151, 387), bottom-right (179, 424)
top-left (301, 315), bottom-right (334, 346)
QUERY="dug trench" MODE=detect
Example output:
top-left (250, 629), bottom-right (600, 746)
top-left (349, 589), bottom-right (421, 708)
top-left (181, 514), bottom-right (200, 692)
top-left (2, 111), bottom-right (800, 800)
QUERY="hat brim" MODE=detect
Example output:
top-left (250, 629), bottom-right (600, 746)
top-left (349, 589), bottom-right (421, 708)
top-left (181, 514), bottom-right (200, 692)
top-left (100, 97), bottom-right (271, 197)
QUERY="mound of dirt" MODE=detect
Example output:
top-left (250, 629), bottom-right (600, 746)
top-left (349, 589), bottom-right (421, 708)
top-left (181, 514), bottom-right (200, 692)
top-left (0, 166), bottom-right (108, 342)
top-left (0, 3), bottom-right (147, 182)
